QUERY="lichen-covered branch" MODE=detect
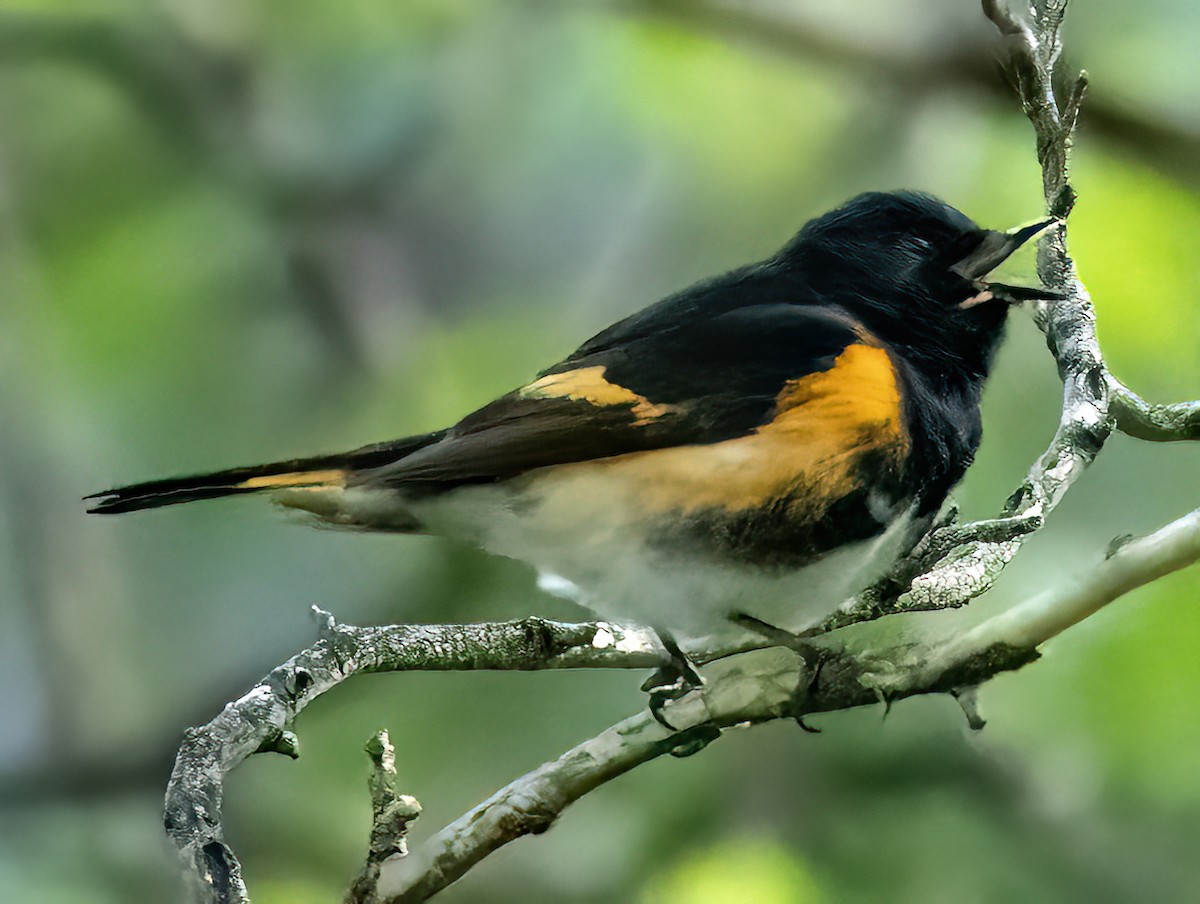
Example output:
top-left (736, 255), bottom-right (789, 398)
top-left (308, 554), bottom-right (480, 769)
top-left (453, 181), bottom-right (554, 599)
top-left (889, 0), bottom-right (1104, 611)
top-left (167, 497), bottom-right (1200, 904)
top-left (347, 730), bottom-right (423, 904)
top-left (912, 507), bottom-right (1200, 683)
top-left (1110, 384), bottom-right (1200, 442)
top-left (164, 615), bottom-right (663, 904)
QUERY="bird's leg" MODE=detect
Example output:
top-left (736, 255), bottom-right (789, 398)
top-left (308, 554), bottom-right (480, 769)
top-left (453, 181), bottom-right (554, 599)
top-left (728, 611), bottom-right (805, 647)
top-left (640, 628), bottom-right (703, 692)
top-left (641, 628), bottom-right (704, 730)
top-left (729, 610), bottom-right (830, 660)
top-left (729, 611), bottom-right (830, 733)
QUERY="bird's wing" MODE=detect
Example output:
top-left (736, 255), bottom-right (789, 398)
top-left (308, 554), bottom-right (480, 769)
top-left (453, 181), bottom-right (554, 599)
top-left (359, 300), bottom-right (907, 490)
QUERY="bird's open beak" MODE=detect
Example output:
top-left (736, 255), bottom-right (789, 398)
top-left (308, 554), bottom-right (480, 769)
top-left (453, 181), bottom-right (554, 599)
top-left (952, 217), bottom-right (1061, 305)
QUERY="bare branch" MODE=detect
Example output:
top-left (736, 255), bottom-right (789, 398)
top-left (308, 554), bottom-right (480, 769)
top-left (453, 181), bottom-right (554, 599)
top-left (170, 504), bottom-right (1200, 903)
top-left (164, 615), bottom-right (663, 903)
top-left (1110, 382), bottom-right (1200, 442)
top-left (911, 507), bottom-right (1200, 683)
top-left (802, 510), bottom-right (1045, 636)
top-left (806, 0), bottom-right (1114, 637)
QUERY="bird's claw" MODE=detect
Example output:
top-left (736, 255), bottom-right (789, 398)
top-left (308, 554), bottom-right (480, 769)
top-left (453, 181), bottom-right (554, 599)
top-left (642, 629), bottom-right (705, 730)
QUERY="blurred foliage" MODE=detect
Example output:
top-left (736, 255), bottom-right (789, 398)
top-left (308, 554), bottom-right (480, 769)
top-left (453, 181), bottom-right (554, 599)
top-left (641, 838), bottom-right (824, 904)
top-left (1, 0), bottom-right (1198, 901)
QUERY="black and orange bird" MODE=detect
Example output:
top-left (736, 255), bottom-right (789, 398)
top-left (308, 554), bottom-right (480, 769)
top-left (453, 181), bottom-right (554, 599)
top-left (88, 191), bottom-right (1054, 667)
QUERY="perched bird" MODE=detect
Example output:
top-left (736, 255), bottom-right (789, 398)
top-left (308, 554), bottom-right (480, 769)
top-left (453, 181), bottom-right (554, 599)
top-left (88, 191), bottom-right (1053, 658)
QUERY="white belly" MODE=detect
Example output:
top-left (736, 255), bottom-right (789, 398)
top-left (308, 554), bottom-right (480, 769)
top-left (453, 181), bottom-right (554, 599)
top-left (390, 465), bottom-right (917, 646)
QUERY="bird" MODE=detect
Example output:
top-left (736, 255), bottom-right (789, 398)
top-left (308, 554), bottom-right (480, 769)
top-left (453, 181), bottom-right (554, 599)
top-left (87, 191), bottom-right (1054, 667)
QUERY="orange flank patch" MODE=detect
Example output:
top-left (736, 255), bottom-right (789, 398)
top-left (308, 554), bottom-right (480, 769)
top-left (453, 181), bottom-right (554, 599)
top-left (547, 344), bottom-right (907, 518)
top-left (520, 366), bottom-right (672, 425)
top-left (237, 469), bottom-right (346, 490)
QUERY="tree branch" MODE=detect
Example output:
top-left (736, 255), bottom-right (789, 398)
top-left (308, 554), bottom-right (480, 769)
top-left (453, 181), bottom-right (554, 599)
top-left (167, 503), bottom-right (1200, 903)
top-left (1110, 383), bottom-right (1200, 442)
top-left (809, 0), bottom-right (1194, 638)
top-left (164, 615), bottom-right (664, 903)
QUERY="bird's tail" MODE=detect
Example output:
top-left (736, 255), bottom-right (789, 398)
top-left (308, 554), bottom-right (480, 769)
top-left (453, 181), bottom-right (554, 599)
top-left (85, 431), bottom-right (445, 515)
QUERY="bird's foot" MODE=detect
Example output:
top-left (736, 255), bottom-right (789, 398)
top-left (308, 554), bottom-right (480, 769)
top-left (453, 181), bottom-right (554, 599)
top-left (641, 629), bottom-right (704, 731)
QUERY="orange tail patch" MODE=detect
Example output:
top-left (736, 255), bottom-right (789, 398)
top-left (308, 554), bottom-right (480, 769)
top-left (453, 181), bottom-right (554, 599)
top-left (237, 470), bottom-right (347, 490)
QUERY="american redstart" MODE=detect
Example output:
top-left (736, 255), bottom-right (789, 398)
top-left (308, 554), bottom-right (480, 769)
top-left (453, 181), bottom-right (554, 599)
top-left (88, 191), bottom-right (1055, 659)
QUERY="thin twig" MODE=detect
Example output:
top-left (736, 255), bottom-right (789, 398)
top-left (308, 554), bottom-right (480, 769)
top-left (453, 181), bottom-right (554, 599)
top-left (347, 731), bottom-right (423, 904)
top-left (804, 0), bottom-right (1112, 637)
top-left (1110, 382), bottom-right (1200, 442)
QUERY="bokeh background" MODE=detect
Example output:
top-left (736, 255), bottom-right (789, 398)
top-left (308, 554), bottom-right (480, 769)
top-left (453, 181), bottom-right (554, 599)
top-left (2, 1), bottom-right (1199, 901)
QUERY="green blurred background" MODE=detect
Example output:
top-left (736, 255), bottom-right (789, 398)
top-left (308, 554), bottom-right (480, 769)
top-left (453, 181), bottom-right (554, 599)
top-left (2, 1), bottom-right (1199, 901)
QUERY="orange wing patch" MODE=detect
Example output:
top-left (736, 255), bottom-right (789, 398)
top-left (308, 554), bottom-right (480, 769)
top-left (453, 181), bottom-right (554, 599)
top-left (520, 366), bottom-right (672, 425)
top-left (542, 344), bottom-right (907, 518)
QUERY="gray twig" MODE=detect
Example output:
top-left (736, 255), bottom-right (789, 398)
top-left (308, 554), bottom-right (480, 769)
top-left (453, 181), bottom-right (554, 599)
top-left (802, 0), bottom-right (1200, 638)
top-left (347, 731), bottom-right (423, 904)
top-left (1110, 383), bottom-right (1200, 442)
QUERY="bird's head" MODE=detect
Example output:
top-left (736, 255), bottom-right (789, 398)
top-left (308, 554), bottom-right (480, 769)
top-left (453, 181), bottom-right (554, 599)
top-left (776, 190), bottom-right (1059, 376)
